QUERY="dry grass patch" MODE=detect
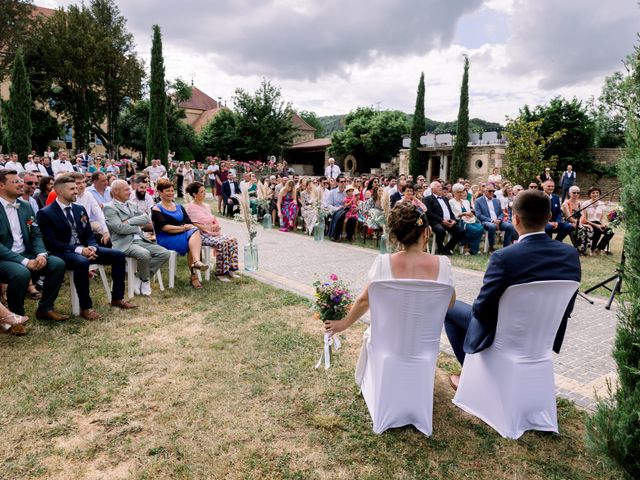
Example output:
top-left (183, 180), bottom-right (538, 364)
top-left (0, 261), bottom-right (625, 479)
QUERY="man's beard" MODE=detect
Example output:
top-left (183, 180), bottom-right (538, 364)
top-left (135, 190), bottom-right (146, 200)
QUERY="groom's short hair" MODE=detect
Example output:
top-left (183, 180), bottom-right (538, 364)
top-left (512, 190), bottom-right (551, 230)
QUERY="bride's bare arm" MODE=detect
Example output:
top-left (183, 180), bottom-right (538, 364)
top-left (324, 286), bottom-right (369, 336)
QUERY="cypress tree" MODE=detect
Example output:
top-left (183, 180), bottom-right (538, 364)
top-left (147, 25), bottom-right (169, 165)
top-left (7, 47), bottom-right (32, 163)
top-left (451, 56), bottom-right (469, 182)
top-left (586, 42), bottom-right (640, 478)
top-left (408, 72), bottom-right (425, 178)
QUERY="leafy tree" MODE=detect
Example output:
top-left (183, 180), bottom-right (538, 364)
top-left (6, 47), bottom-right (32, 162)
top-left (0, 0), bottom-right (32, 80)
top-left (586, 41), bottom-right (640, 479)
top-left (199, 109), bottom-right (240, 158)
top-left (147, 24), bottom-right (169, 164)
top-left (501, 117), bottom-right (565, 186)
top-left (233, 79), bottom-right (296, 160)
top-left (409, 72), bottom-right (425, 177)
top-left (119, 100), bottom-right (149, 160)
top-left (451, 57), bottom-right (470, 181)
top-left (299, 110), bottom-right (324, 138)
top-left (330, 107), bottom-right (409, 172)
top-left (520, 97), bottom-right (595, 171)
top-left (30, 108), bottom-right (61, 155)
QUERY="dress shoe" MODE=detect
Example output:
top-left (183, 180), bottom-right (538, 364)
top-left (110, 299), bottom-right (138, 309)
top-left (2, 324), bottom-right (28, 336)
top-left (36, 310), bottom-right (70, 322)
top-left (140, 280), bottom-right (151, 297)
top-left (80, 309), bottom-right (102, 320)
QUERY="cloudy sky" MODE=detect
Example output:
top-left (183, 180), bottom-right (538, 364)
top-left (41, 0), bottom-right (640, 124)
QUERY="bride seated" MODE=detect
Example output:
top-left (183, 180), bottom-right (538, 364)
top-left (325, 202), bottom-right (456, 383)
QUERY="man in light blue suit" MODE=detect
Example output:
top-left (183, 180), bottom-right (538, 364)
top-left (473, 184), bottom-right (517, 251)
top-left (444, 190), bottom-right (581, 388)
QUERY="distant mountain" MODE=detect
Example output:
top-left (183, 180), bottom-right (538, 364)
top-left (318, 114), bottom-right (502, 136)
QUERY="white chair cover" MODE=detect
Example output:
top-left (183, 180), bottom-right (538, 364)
top-left (359, 280), bottom-right (454, 436)
top-left (453, 280), bottom-right (579, 439)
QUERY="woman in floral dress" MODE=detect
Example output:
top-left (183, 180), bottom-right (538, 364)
top-left (299, 178), bottom-right (317, 235)
top-left (277, 180), bottom-right (298, 231)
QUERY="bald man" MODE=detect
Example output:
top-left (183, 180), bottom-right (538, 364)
top-left (104, 180), bottom-right (170, 296)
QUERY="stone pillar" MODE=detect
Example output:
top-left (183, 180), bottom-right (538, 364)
top-left (427, 157), bottom-right (432, 181)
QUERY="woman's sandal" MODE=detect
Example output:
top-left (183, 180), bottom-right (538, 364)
top-left (190, 271), bottom-right (203, 289)
top-left (0, 313), bottom-right (28, 326)
top-left (191, 261), bottom-right (209, 272)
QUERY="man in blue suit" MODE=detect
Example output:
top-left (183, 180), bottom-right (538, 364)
top-left (444, 189), bottom-right (581, 388)
top-left (37, 176), bottom-right (137, 320)
top-left (473, 184), bottom-right (517, 251)
top-left (542, 179), bottom-right (573, 241)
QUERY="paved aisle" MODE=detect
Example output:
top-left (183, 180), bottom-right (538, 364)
top-left (218, 217), bottom-right (618, 410)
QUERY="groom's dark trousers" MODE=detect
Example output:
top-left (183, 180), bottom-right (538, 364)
top-left (444, 232), bottom-right (581, 365)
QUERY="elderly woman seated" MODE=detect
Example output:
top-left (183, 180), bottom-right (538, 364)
top-left (184, 182), bottom-right (240, 282)
top-left (151, 178), bottom-right (209, 289)
top-left (449, 183), bottom-right (484, 255)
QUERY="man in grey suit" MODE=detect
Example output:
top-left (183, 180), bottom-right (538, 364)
top-left (104, 180), bottom-right (170, 296)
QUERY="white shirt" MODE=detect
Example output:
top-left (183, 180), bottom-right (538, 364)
top-left (5, 161), bottom-right (25, 173)
top-left (324, 164), bottom-right (341, 179)
top-left (88, 185), bottom-right (112, 206)
top-left (76, 191), bottom-right (108, 233)
top-left (0, 197), bottom-right (28, 264)
top-left (24, 161), bottom-right (39, 172)
top-left (21, 195), bottom-right (39, 214)
top-left (129, 190), bottom-right (155, 215)
top-left (486, 196), bottom-right (498, 221)
top-left (145, 165), bottom-right (167, 183)
top-left (52, 159), bottom-right (74, 175)
top-left (435, 196), bottom-right (451, 220)
top-left (207, 164), bottom-right (218, 180)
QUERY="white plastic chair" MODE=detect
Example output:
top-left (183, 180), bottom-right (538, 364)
top-left (68, 265), bottom-right (111, 316)
top-left (453, 280), bottom-right (580, 439)
top-left (125, 257), bottom-right (165, 298)
top-left (359, 280), bottom-right (455, 436)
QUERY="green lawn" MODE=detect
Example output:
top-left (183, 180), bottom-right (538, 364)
top-left (0, 259), bottom-right (624, 479)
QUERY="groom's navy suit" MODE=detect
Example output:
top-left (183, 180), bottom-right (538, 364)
top-left (444, 232), bottom-right (581, 365)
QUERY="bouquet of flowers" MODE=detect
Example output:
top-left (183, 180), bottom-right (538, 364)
top-left (313, 274), bottom-right (353, 369)
top-left (607, 207), bottom-right (623, 230)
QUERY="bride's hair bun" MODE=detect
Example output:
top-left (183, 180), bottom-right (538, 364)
top-left (388, 202), bottom-right (428, 248)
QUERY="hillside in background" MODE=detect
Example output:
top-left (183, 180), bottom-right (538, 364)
top-left (318, 114), bottom-right (502, 136)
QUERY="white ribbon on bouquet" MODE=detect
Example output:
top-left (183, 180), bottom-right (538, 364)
top-left (315, 333), bottom-right (342, 370)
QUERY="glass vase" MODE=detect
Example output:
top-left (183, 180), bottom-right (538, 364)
top-left (379, 231), bottom-right (390, 253)
top-left (313, 222), bottom-right (325, 242)
top-left (244, 242), bottom-right (259, 271)
top-left (262, 214), bottom-right (272, 230)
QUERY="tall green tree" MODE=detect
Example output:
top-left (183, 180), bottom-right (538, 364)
top-left (0, 0), bottom-right (32, 80)
top-left (409, 72), bottom-right (425, 178)
top-left (233, 79), bottom-right (296, 160)
top-left (299, 110), bottom-right (324, 138)
top-left (330, 107), bottom-right (409, 172)
top-left (451, 56), bottom-right (470, 181)
top-left (501, 117), bottom-right (565, 186)
top-left (199, 109), bottom-right (240, 159)
top-left (586, 42), bottom-right (640, 480)
top-left (147, 24), bottom-right (169, 164)
top-left (6, 47), bottom-right (32, 162)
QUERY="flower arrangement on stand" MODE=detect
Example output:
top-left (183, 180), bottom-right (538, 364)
top-left (607, 207), bottom-right (624, 230)
top-left (233, 188), bottom-right (260, 271)
top-left (313, 274), bottom-right (354, 369)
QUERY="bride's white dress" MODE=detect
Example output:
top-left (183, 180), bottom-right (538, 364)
top-left (354, 253), bottom-right (454, 385)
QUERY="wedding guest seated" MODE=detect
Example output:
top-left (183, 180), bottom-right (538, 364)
top-left (88, 172), bottom-right (112, 207)
top-left (71, 172), bottom-right (111, 246)
top-left (104, 180), bottom-right (171, 296)
top-left (389, 178), bottom-right (407, 208)
top-left (184, 182), bottom-right (240, 282)
top-left (324, 200), bottom-right (455, 341)
top-left (561, 185), bottom-right (584, 251)
top-left (34, 176), bottom-right (54, 210)
top-left (277, 179), bottom-right (298, 231)
top-left (425, 181), bottom-right (464, 255)
top-left (474, 183), bottom-right (517, 252)
top-left (580, 187), bottom-right (615, 256)
top-left (151, 178), bottom-right (209, 289)
top-left (0, 170), bottom-right (68, 333)
top-left (129, 174), bottom-right (155, 215)
top-left (542, 180), bottom-right (573, 242)
top-left (397, 182), bottom-right (427, 212)
top-left (221, 171), bottom-right (240, 217)
top-left (449, 183), bottom-right (484, 255)
top-left (338, 184), bottom-right (359, 242)
top-left (444, 190), bottom-right (581, 389)
top-left (37, 175), bottom-right (137, 320)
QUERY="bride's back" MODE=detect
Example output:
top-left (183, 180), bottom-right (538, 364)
top-left (389, 251), bottom-right (440, 281)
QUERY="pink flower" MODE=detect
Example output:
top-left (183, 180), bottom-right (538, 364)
top-left (329, 274), bottom-right (338, 281)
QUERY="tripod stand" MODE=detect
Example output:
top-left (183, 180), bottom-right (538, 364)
top-left (583, 250), bottom-right (625, 310)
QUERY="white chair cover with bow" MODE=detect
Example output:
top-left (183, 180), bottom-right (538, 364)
top-left (453, 280), bottom-right (579, 439)
top-left (358, 279), bottom-right (454, 436)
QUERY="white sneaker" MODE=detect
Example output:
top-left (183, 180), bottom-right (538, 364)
top-left (133, 277), bottom-right (142, 295)
top-left (217, 275), bottom-right (231, 283)
top-left (228, 271), bottom-right (241, 279)
top-left (140, 280), bottom-right (152, 296)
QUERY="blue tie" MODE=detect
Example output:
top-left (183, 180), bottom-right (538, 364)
top-left (64, 206), bottom-right (75, 227)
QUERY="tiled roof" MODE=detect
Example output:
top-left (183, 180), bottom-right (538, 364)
top-left (192, 107), bottom-right (224, 134)
top-left (179, 86), bottom-right (219, 112)
top-left (288, 138), bottom-right (332, 150)
top-left (291, 113), bottom-right (316, 131)
top-left (32, 6), bottom-right (55, 18)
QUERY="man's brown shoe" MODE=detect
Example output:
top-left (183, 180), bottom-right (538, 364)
top-left (110, 299), bottom-right (138, 309)
top-left (80, 309), bottom-right (102, 320)
top-left (36, 310), bottom-right (70, 322)
top-left (5, 324), bottom-right (28, 336)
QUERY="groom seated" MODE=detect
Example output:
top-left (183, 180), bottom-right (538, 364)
top-left (443, 189), bottom-right (581, 388)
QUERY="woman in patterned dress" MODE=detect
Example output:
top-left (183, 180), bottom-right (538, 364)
top-left (277, 180), bottom-right (298, 231)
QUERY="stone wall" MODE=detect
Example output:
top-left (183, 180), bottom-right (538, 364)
top-left (465, 145), bottom-right (507, 184)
